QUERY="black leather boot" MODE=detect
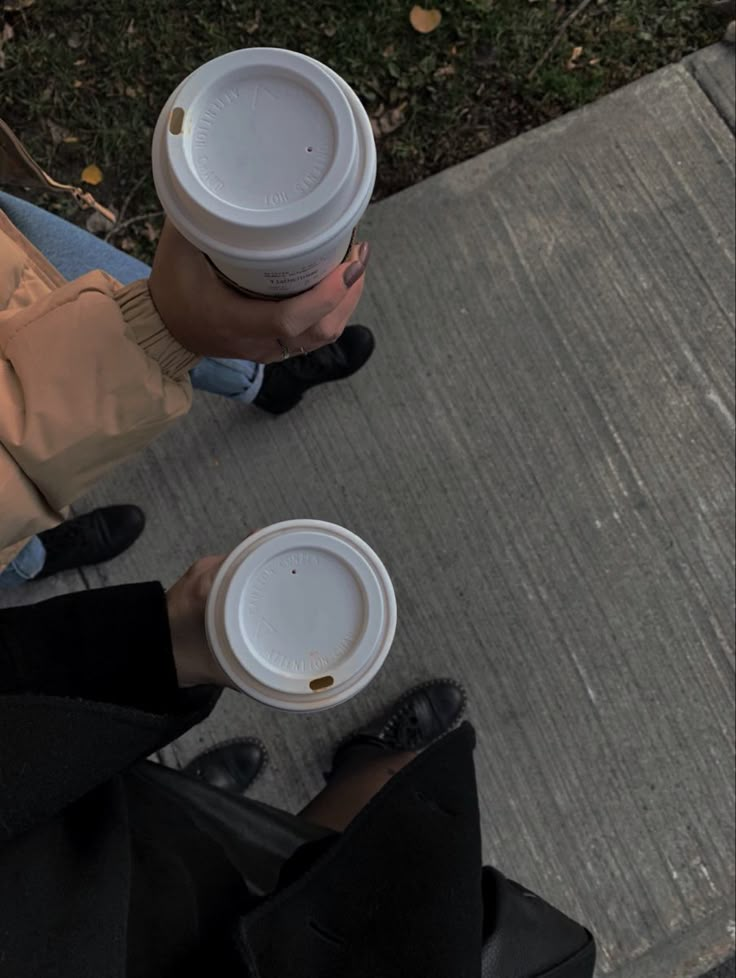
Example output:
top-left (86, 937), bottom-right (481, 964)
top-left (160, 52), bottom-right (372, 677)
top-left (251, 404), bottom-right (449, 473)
top-left (36, 505), bottom-right (145, 579)
top-left (331, 679), bottom-right (467, 775)
top-left (255, 325), bottom-right (375, 415)
top-left (183, 738), bottom-right (268, 794)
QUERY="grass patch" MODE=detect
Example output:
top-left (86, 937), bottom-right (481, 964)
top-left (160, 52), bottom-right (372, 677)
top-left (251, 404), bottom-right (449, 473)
top-left (0, 0), bottom-right (721, 261)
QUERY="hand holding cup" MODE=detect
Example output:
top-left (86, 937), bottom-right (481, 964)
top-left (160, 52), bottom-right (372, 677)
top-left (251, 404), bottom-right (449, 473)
top-left (149, 222), bottom-right (369, 363)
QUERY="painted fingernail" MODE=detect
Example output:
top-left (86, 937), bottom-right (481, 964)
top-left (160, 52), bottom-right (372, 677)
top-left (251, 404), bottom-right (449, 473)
top-left (358, 241), bottom-right (371, 266)
top-left (343, 260), bottom-right (366, 289)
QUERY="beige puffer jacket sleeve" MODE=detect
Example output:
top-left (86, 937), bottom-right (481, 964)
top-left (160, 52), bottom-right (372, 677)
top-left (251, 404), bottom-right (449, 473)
top-left (0, 222), bottom-right (198, 567)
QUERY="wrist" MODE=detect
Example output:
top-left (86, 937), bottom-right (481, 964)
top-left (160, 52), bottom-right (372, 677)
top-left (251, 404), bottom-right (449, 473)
top-left (166, 594), bottom-right (220, 687)
top-left (165, 555), bottom-right (231, 688)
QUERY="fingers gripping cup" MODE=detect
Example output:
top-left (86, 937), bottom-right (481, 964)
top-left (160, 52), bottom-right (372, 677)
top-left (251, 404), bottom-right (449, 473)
top-left (206, 521), bottom-right (397, 712)
top-left (152, 48), bottom-right (377, 297)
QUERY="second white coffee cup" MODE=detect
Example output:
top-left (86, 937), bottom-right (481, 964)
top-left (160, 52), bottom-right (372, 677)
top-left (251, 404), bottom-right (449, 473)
top-left (152, 48), bottom-right (377, 297)
top-left (206, 520), bottom-right (397, 713)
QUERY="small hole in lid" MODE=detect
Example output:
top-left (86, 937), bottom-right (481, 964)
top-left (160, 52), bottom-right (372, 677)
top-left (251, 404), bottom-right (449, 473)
top-left (310, 676), bottom-right (334, 692)
top-left (306, 146), bottom-right (314, 153)
top-left (169, 107), bottom-right (185, 136)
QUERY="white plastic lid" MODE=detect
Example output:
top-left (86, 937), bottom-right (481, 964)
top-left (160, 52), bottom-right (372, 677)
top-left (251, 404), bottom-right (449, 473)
top-left (206, 521), bottom-right (397, 712)
top-left (152, 48), bottom-right (376, 262)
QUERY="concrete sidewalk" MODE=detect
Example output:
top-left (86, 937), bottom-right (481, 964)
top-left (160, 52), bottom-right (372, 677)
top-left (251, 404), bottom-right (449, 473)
top-left (4, 44), bottom-right (734, 978)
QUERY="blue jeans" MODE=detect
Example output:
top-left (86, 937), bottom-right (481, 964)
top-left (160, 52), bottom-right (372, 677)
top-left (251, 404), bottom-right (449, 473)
top-left (0, 535), bottom-right (47, 590)
top-left (0, 191), bottom-right (264, 585)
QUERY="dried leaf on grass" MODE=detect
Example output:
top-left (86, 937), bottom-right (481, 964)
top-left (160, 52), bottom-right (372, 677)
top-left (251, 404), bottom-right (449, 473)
top-left (142, 221), bottom-right (159, 243)
top-left (48, 121), bottom-right (78, 145)
top-left (0, 19), bottom-right (13, 68)
top-left (81, 163), bottom-right (103, 186)
top-left (410, 5), bottom-right (442, 34)
top-left (244, 9), bottom-right (260, 34)
top-left (2, 0), bottom-right (34, 10)
top-left (370, 102), bottom-right (408, 139)
top-left (85, 209), bottom-right (115, 234)
top-left (566, 45), bottom-right (584, 70)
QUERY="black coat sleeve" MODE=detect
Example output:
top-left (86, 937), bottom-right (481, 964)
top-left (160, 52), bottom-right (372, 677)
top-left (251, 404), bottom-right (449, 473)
top-left (0, 583), bottom-right (178, 711)
top-left (0, 585), bottom-right (218, 841)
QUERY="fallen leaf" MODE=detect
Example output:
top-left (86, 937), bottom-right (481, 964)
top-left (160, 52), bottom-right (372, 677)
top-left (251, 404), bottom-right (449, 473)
top-left (63, 135), bottom-right (79, 144)
top-left (73, 57), bottom-right (86, 66)
top-left (125, 85), bottom-right (140, 98)
top-left (48, 120), bottom-right (72, 145)
top-left (67, 31), bottom-right (81, 49)
top-left (383, 43), bottom-right (396, 57)
top-left (244, 9), bottom-right (260, 34)
top-left (120, 237), bottom-right (136, 253)
top-left (588, 57), bottom-right (601, 66)
top-left (125, 18), bottom-right (136, 34)
top-left (370, 101), bottom-right (408, 139)
top-left (566, 45), bottom-right (584, 70)
top-left (323, 23), bottom-right (337, 37)
top-left (85, 209), bottom-right (115, 234)
top-left (81, 164), bottom-right (103, 186)
top-left (143, 221), bottom-right (159, 243)
top-left (611, 16), bottom-right (636, 34)
top-left (409, 5), bottom-right (442, 34)
top-left (0, 18), bottom-right (13, 66)
top-left (434, 63), bottom-right (455, 79)
top-left (2, 0), bottom-right (34, 10)
top-left (72, 79), bottom-right (83, 89)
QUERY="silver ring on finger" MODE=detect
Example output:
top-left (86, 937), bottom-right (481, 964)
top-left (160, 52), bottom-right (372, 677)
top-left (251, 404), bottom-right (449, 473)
top-left (277, 339), bottom-right (291, 361)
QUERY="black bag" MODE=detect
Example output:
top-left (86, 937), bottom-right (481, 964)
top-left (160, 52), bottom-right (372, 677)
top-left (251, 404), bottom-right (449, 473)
top-left (481, 868), bottom-right (595, 978)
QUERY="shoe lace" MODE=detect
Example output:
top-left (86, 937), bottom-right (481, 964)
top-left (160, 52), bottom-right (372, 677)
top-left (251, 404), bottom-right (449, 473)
top-left (41, 517), bottom-right (90, 559)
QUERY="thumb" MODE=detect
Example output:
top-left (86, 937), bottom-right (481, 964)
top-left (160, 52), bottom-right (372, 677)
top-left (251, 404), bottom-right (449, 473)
top-left (280, 242), bottom-right (370, 335)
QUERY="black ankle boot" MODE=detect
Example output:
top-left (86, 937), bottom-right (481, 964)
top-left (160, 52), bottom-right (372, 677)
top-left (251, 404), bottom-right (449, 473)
top-left (183, 738), bottom-right (268, 794)
top-left (36, 505), bottom-right (145, 579)
top-left (331, 679), bottom-right (467, 775)
top-left (255, 325), bottom-right (375, 416)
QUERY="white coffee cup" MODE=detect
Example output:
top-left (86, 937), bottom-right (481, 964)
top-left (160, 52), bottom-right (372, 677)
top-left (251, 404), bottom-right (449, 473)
top-left (206, 520), bottom-right (397, 712)
top-left (152, 48), bottom-right (377, 297)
